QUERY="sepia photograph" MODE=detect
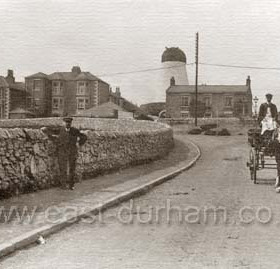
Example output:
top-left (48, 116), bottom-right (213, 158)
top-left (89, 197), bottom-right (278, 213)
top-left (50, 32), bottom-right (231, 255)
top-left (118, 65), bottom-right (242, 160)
top-left (0, 0), bottom-right (280, 268)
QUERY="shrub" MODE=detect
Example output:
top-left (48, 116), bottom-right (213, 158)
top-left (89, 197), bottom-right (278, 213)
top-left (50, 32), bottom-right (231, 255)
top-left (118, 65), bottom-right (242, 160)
top-left (218, 128), bottom-right (231, 136)
top-left (200, 123), bottom-right (218, 131)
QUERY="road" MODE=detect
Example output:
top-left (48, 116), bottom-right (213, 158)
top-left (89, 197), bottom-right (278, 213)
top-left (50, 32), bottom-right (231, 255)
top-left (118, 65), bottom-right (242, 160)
top-left (2, 134), bottom-right (280, 268)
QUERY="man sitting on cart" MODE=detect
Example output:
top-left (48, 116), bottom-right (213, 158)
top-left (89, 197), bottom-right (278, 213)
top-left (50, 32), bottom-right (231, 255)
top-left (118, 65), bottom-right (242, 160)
top-left (258, 93), bottom-right (278, 134)
top-left (258, 93), bottom-right (280, 191)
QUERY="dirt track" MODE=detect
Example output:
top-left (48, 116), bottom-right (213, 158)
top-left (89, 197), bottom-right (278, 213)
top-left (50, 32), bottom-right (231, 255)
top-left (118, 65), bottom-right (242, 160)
top-left (2, 134), bottom-right (280, 268)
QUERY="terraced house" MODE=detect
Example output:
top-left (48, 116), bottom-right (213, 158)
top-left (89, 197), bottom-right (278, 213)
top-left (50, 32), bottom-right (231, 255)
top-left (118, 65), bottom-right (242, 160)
top-left (25, 66), bottom-right (110, 117)
top-left (166, 76), bottom-right (253, 118)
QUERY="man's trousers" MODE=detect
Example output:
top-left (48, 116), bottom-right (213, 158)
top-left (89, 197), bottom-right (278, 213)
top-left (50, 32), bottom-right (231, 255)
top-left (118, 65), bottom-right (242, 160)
top-left (58, 152), bottom-right (77, 188)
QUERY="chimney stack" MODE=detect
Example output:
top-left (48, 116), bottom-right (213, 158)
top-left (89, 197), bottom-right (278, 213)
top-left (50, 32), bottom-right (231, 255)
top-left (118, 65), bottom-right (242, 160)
top-left (246, 76), bottom-right (251, 88)
top-left (71, 66), bottom-right (81, 75)
top-left (170, 76), bottom-right (175, 86)
top-left (5, 69), bottom-right (15, 84)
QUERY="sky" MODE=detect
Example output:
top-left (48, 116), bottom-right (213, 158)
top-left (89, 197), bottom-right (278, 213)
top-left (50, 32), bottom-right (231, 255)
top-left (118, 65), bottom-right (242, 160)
top-left (0, 0), bottom-right (280, 106)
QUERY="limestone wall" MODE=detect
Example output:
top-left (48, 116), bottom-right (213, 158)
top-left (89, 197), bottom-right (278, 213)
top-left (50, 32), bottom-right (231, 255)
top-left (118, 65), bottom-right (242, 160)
top-left (0, 118), bottom-right (174, 199)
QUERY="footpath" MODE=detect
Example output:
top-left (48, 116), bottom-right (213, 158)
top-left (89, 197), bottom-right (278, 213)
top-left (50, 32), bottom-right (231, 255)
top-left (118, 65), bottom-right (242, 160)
top-left (0, 135), bottom-right (200, 259)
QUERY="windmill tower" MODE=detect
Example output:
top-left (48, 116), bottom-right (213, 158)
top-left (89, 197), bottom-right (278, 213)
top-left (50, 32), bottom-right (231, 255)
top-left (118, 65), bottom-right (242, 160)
top-left (156, 47), bottom-right (189, 102)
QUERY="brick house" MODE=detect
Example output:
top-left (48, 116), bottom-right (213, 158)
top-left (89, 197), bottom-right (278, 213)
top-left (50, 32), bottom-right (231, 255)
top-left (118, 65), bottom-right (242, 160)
top-left (0, 70), bottom-right (28, 119)
top-left (166, 76), bottom-right (253, 118)
top-left (25, 66), bottom-right (110, 117)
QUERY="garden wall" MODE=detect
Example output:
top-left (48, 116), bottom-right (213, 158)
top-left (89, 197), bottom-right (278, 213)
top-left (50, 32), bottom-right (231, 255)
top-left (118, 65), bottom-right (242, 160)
top-left (0, 118), bottom-right (174, 198)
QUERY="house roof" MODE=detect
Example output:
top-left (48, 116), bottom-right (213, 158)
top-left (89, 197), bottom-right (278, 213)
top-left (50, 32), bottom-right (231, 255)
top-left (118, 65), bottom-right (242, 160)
top-left (0, 75), bottom-right (25, 91)
top-left (0, 76), bottom-right (9, 87)
top-left (26, 67), bottom-right (109, 85)
top-left (25, 72), bottom-right (48, 79)
top-left (43, 71), bottom-right (108, 84)
top-left (9, 82), bottom-right (25, 91)
top-left (166, 85), bottom-right (250, 94)
top-left (76, 101), bottom-right (127, 117)
top-left (48, 73), bottom-right (65, 80)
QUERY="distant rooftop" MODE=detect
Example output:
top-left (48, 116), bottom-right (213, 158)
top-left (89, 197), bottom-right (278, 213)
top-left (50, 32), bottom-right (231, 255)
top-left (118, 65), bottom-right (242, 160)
top-left (0, 76), bottom-right (9, 87)
top-left (0, 76), bottom-right (25, 92)
top-left (26, 66), bottom-right (108, 84)
top-left (167, 85), bottom-right (250, 94)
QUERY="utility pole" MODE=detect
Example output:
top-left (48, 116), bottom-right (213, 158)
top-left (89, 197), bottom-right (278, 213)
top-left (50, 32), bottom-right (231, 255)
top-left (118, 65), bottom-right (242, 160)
top-left (195, 32), bottom-right (199, 126)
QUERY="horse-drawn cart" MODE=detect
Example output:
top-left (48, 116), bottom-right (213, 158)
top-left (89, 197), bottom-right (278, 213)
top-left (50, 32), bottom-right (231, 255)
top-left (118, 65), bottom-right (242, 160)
top-left (247, 128), bottom-right (277, 184)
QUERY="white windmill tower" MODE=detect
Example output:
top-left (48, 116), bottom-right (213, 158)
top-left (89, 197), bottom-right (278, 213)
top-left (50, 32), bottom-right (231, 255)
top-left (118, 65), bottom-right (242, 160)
top-left (156, 47), bottom-right (189, 102)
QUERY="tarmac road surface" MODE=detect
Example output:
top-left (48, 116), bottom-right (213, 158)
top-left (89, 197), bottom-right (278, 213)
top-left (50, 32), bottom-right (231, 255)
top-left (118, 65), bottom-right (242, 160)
top-left (2, 134), bottom-right (280, 269)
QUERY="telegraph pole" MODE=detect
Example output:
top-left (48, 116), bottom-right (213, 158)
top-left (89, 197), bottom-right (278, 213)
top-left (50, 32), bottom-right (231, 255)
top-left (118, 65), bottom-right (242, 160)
top-left (195, 32), bottom-right (199, 126)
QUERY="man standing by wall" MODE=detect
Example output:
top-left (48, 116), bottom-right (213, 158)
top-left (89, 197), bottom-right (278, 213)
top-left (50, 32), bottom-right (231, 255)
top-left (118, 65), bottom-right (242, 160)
top-left (42, 117), bottom-right (87, 190)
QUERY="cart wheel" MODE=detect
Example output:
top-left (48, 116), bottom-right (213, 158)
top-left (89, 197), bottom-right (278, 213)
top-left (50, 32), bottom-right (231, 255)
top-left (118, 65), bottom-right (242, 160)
top-left (249, 148), bottom-right (257, 183)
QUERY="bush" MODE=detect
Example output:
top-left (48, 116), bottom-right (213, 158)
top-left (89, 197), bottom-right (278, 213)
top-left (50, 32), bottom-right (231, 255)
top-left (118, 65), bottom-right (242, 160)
top-left (188, 128), bottom-right (203, 135)
top-left (218, 128), bottom-right (231, 136)
top-left (200, 123), bottom-right (218, 131)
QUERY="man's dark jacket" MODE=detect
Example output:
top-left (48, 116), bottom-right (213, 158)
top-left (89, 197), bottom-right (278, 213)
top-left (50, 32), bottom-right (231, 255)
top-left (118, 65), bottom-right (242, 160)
top-left (258, 103), bottom-right (278, 124)
top-left (44, 126), bottom-right (87, 156)
top-left (57, 127), bottom-right (87, 156)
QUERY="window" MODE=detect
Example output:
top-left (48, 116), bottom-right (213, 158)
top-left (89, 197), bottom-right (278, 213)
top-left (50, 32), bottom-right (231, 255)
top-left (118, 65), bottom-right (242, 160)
top-left (34, 99), bottom-right (40, 108)
top-left (77, 81), bottom-right (88, 95)
top-left (52, 97), bottom-right (64, 110)
top-left (181, 96), bottom-right (189, 107)
top-left (181, 111), bottom-right (189, 118)
top-left (34, 79), bottom-right (41, 91)
top-left (0, 88), bottom-right (5, 100)
top-left (0, 89), bottom-right (5, 118)
top-left (203, 96), bottom-right (212, 107)
top-left (52, 98), bottom-right (59, 109)
top-left (77, 98), bottom-right (89, 110)
top-left (180, 96), bottom-right (190, 111)
top-left (52, 81), bottom-right (63, 95)
top-left (225, 96), bottom-right (233, 107)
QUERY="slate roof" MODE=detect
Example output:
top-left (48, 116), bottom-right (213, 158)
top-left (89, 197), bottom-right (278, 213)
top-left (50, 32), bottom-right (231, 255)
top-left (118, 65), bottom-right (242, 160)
top-left (9, 82), bottom-right (25, 91)
top-left (166, 85), bottom-right (251, 94)
top-left (0, 76), bottom-right (9, 87)
top-left (0, 77), bottom-right (25, 92)
top-left (76, 101), bottom-right (127, 117)
top-left (25, 72), bottom-right (48, 79)
top-left (27, 70), bottom-right (108, 85)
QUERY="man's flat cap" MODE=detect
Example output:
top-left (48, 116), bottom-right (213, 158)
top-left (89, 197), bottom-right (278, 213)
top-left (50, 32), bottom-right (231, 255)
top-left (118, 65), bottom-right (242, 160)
top-left (63, 117), bottom-right (73, 123)
top-left (266, 93), bottom-right (273, 98)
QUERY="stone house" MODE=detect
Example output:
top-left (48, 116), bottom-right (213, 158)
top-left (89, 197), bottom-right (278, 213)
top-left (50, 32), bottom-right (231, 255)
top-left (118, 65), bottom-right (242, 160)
top-left (166, 76), bottom-right (253, 118)
top-left (0, 70), bottom-right (28, 119)
top-left (25, 66), bottom-right (110, 117)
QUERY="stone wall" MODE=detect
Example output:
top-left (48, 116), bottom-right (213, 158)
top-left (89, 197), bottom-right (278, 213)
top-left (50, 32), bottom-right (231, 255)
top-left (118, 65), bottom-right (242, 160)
top-left (160, 117), bottom-right (244, 126)
top-left (0, 118), bottom-right (173, 199)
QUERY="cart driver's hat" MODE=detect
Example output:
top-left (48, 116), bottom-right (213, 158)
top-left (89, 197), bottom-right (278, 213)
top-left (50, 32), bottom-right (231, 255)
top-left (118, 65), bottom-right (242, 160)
top-left (265, 93), bottom-right (273, 98)
top-left (63, 116), bottom-right (73, 123)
